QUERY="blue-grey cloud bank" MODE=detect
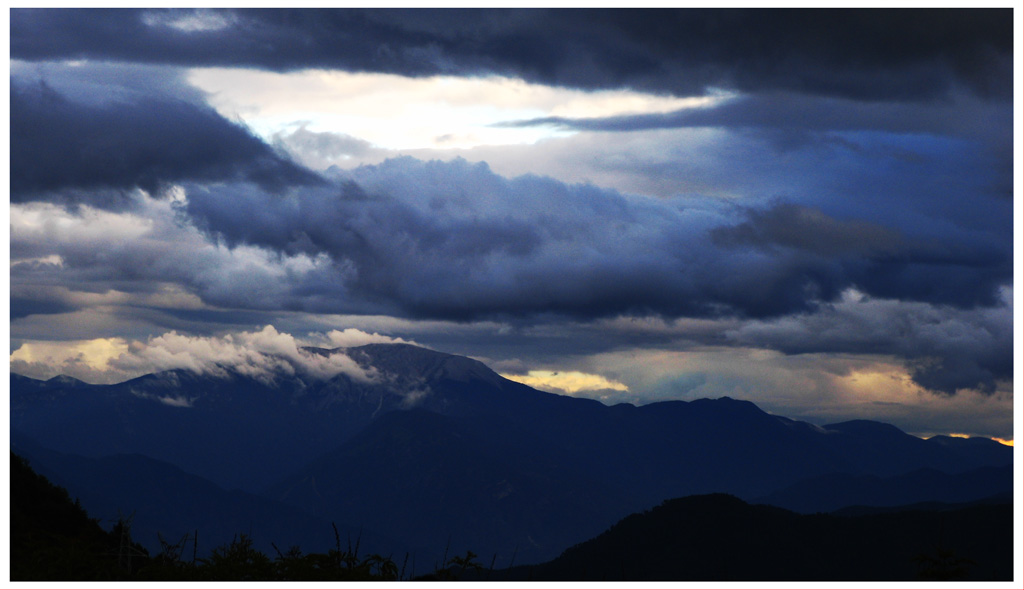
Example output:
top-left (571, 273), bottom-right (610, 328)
top-left (8, 8), bottom-right (1016, 439)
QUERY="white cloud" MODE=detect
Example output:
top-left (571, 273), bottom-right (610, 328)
top-left (142, 9), bottom-right (236, 33)
top-left (157, 396), bottom-right (194, 408)
top-left (316, 327), bottom-right (414, 349)
top-left (9, 325), bottom-right (386, 385)
top-left (9, 188), bottom-right (346, 316)
top-left (10, 199), bottom-right (153, 247)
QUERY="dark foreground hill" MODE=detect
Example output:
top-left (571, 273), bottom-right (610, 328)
top-left (9, 453), bottom-right (428, 582)
top-left (491, 494), bottom-right (1013, 581)
top-left (10, 432), bottom-right (412, 560)
top-left (10, 452), bottom-right (135, 580)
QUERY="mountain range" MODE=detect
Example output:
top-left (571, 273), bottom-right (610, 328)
top-left (10, 343), bottom-right (1014, 568)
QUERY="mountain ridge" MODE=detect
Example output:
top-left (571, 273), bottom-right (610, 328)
top-left (9, 341), bottom-right (1014, 566)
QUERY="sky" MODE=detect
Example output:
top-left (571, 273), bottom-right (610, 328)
top-left (6, 7), bottom-right (1020, 442)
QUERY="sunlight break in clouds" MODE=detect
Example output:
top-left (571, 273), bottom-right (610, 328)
top-left (188, 68), bottom-right (722, 151)
top-left (9, 326), bottom-right (401, 385)
top-left (501, 370), bottom-right (630, 396)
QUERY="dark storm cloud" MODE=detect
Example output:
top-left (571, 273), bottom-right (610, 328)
top-left (10, 297), bottom-right (78, 321)
top-left (711, 202), bottom-right (905, 258)
top-left (713, 201), bottom-right (1011, 310)
top-left (175, 156), bottom-right (1007, 323)
top-left (500, 91), bottom-right (1013, 154)
top-left (183, 158), bottom-right (726, 320)
top-left (10, 8), bottom-right (1011, 101)
top-left (728, 288), bottom-right (1013, 395)
top-left (10, 75), bottom-right (322, 202)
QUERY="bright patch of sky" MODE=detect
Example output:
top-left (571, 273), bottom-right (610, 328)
top-left (11, 338), bottom-right (129, 368)
top-left (188, 68), bottom-right (723, 151)
top-left (501, 370), bottom-right (630, 395)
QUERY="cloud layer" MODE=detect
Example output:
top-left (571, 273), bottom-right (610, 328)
top-left (10, 71), bottom-right (322, 202)
top-left (727, 288), bottom-right (1014, 395)
top-left (11, 8), bottom-right (1011, 100)
top-left (10, 150), bottom-right (1012, 397)
top-left (9, 326), bottom-right (396, 385)
top-left (183, 156), bottom-right (1010, 319)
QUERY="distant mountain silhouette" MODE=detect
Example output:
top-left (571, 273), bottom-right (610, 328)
top-left (754, 464), bottom-right (1013, 514)
top-left (266, 408), bottom-right (632, 567)
top-left (925, 434), bottom-right (1015, 465)
top-left (10, 342), bottom-right (1014, 568)
top-left (493, 494), bottom-right (1013, 581)
top-left (816, 419), bottom-right (1008, 476)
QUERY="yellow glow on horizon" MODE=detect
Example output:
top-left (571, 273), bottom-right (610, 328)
top-left (834, 363), bottom-right (928, 407)
top-left (10, 338), bottom-right (129, 369)
top-left (936, 433), bottom-right (1013, 446)
top-left (501, 370), bottom-right (629, 395)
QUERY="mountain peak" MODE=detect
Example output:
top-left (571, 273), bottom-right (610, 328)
top-left (346, 342), bottom-right (504, 387)
top-left (44, 374), bottom-right (88, 387)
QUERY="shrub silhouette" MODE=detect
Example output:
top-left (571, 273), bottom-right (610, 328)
top-left (914, 546), bottom-right (975, 581)
top-left (199, 534), bottom-right (273, 580)
top-left (9, 453), bottom-right (145, 580)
